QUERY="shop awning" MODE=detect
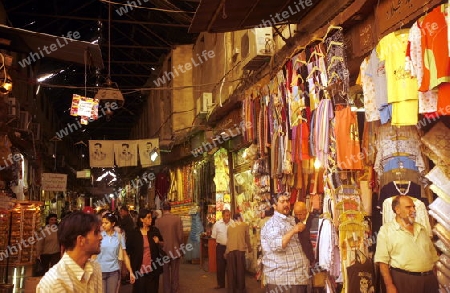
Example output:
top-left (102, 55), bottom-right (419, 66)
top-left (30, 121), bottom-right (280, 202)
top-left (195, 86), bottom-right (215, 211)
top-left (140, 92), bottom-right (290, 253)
top-left (0, 24), bottom-right (103, 68)
top-left (189, 0), bottom-right (320, 33)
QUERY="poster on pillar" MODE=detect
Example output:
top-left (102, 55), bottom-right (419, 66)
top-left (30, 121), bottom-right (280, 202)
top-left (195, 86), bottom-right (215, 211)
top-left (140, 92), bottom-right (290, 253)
top-left (138, 138), bottom-right (161, 167)
top-left (89, 140), bottom-right (115, 168)
top-left (114, 141), bottom-right (138, 167)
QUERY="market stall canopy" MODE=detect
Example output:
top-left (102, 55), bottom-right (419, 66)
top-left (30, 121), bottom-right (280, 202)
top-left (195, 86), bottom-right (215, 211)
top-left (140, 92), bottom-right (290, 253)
top-left (189, 0), bottom-right (319, 33)
top-left (0, 24), bottom-right (103, 68)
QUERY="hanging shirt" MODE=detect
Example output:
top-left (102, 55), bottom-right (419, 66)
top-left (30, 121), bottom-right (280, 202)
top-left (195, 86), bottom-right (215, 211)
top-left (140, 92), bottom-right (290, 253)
top-left (420, 4), bottom-right (450, 116)
top-left (377, 30), bottom-right (418, 103)
top-left (382, 196), bottom-right (432, 236)
top-left (346, 257), bottom-right (375, 293)
top-left (358, 57), bottom-right (380, 122)
top-left (365, 49), bottom-right (388, 115)
top-left (314, 99), bottom-right (334, 168)
top-left (377, 30), bottom-right (419, 126)
top-left (405, 22), bottom-right (438, 114)
top-left (334, 107), bottom-right (363, 169)
top-left (420, 5), bottom-right (450, 91)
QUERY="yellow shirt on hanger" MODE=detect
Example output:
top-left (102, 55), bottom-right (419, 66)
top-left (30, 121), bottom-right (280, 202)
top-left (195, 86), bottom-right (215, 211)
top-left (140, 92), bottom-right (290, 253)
top-left (377, 29), bottom-right (419, 103)
top-left (377, 30), bottom-right (419, 125)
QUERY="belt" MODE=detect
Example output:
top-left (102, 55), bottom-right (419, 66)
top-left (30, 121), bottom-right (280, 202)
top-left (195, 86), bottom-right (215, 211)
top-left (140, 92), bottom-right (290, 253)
top-left (390, 267), bottom-right (434, 276)
top-left (217, 243), bottom-right (226, 246)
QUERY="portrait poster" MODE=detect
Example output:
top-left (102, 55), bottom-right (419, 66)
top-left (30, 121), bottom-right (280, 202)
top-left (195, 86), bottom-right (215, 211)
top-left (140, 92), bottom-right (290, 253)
top-left (114, 140), bottom-right (138, 167)
top-left (138, 138), bottom-right (160, 167)
top-left (89, 140), bottom-right (114, 168)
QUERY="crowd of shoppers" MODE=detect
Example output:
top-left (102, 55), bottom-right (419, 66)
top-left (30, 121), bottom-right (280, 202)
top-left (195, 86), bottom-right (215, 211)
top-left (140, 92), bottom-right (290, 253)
top-left (36, 193), bottom-right (441, 293)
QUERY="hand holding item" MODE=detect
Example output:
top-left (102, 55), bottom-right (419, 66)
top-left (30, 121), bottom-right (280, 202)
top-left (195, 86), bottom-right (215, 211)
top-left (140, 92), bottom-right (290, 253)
top-left (129, 272), bottom-right (136, 284)
top-left (153, 236), bottom-right (159, 244)
top-left (294, 222), bottom-right (305, 233)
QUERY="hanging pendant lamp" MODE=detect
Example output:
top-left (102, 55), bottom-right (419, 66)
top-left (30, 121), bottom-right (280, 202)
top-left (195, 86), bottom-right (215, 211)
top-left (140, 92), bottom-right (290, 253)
top-left (94, 2), bottom-right (124, 110)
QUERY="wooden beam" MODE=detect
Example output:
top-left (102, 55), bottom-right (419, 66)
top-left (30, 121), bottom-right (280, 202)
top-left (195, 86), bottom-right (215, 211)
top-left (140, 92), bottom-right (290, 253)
top-left (14, 12), bottom-right (190, 28)
top-left (123, 13), bottom-right (173, 47)
top-left (110, 73), bottom-right (150, 78)
top-left (102, 44), bottom-right (171, 50)
top-left (108, 61), bottom-right (158, 65)
top-left (112, 26), bottom-right (160, 61)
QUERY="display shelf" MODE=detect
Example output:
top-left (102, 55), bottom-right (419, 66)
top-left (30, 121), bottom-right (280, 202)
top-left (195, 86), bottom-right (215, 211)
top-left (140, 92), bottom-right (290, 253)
top-left (0, 201), bottom-right (42, 267)
top-left (207, 204), bottom-right (216, 224)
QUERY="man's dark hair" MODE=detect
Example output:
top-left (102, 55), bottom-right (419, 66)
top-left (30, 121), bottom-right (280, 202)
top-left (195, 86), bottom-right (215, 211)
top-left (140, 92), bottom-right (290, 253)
top-left (45, 213), bottom-right (58, 225)
top-left (162, 201), bottom-right (171, 211)
top-left (122, 143), bottom-right (129, 148)
top-left (58, 211), bottom-right (99, 251)
top-left (94, 143), bottom-right (102, 147)
top-left (120, 205), bottom-right (129, 212)
top-left (264, 207), bottom-right (274, 217)
top-left (272, 192), bottom-right (289, 205)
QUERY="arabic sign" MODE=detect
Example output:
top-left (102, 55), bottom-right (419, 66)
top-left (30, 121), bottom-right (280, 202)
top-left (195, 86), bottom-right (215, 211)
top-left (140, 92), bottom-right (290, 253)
top-left (375, 0), bottom-right (441, 36)
top-left (41, 173), bottom-right (67, 191)
top-left (351, 13), bottom-right (376, 57)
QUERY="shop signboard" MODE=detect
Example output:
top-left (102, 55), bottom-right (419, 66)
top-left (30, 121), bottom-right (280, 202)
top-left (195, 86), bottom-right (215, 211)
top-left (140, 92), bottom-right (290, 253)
top-left (375, 0), bottom-right (442, 37)
top-left (41, 173), bottom-right (67, 191)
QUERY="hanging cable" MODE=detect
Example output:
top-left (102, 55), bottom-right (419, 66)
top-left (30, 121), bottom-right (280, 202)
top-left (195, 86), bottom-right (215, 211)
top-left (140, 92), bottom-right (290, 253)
top-left (108, 2), bottom-right (112, 81)
top-left (84, 49), bottom-right (88, 98)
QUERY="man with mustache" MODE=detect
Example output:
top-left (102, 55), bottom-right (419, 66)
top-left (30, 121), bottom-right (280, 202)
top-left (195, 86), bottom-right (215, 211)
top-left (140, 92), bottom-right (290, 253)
top-left (261, 193), bottom-right (310, 292)
top-left (375, 195), bottom-right (439, 293)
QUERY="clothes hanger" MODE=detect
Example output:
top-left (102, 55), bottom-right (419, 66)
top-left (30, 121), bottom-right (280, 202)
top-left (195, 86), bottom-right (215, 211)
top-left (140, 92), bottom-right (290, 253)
top-left (306, 66), bottom-right (322, 80)
top-left (327, 56), bottom-right (344, 71)
top-left (324, 24), bottom-right (343, 40)
top-left (328, 72), bottom-right (341, 84)
top-left (308, 36), bottom-right (324, 47)
top-left (290, 74), bottom-right (305, 87)
top-left (327, 40), bottom-right (344, 52)
top-left (308, 50), bottom-right (325, 63)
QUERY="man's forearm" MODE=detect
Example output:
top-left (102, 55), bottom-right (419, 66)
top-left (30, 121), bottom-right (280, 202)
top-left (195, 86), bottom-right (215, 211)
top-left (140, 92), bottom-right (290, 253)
top-left (379, 262), bottom-right (394, 286)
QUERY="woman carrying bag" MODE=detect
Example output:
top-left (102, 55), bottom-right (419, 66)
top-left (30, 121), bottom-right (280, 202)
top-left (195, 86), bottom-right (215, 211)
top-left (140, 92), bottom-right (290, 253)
top-left (96, 213), bottom-right (136, 293)
top-left (126, 208), bottom-right (164, 293)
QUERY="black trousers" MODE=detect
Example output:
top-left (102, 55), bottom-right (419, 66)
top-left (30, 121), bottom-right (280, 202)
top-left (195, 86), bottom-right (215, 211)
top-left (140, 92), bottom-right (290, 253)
top-left (227, 250), bottom-right (246, 293)
top-left (390, 269), bottom-right (439, 293)
top-left (132, 272), bottom-right (160, 293)
top-left (216, 244), bottom-right (227, 287)
top-left (265, 284), bottom-right (307, 293)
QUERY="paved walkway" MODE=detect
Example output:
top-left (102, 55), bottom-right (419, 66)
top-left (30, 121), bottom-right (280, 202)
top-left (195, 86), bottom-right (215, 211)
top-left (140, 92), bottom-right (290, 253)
top-left (119, 262), bottom-right (265, 293)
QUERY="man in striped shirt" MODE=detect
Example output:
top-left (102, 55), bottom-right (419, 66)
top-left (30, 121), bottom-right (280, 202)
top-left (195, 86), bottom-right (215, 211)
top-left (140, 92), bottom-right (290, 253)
top-left (37, 211), bottom-right (103, 293)
top-left (261, 193), bottom-right (310, 293)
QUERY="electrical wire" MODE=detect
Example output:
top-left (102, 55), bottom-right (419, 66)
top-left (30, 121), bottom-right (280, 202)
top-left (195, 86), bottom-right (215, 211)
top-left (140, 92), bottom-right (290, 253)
top-left (98, 0), bottom-right (195, 14)
top-left (108, 2), bottom-right (111, 80)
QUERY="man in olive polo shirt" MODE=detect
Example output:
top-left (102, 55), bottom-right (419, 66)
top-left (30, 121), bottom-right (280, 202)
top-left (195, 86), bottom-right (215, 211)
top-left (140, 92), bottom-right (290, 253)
top-left (375, 195), bottom-right (439, 293)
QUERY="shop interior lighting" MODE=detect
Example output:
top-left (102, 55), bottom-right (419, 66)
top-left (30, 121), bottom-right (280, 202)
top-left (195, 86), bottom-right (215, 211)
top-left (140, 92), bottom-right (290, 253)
top-left (150, 147), bottom-right (159, 162)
